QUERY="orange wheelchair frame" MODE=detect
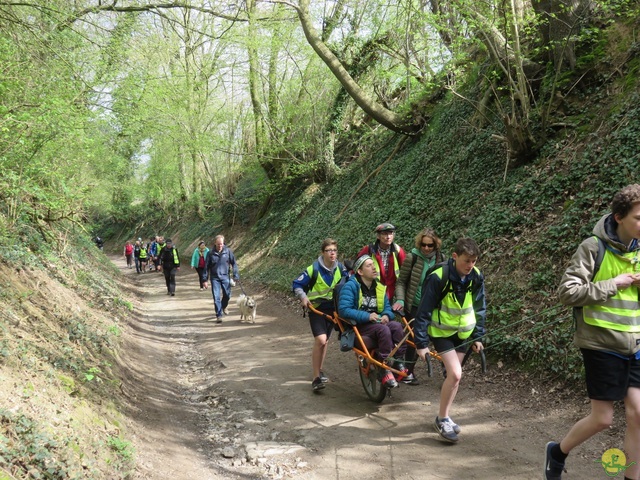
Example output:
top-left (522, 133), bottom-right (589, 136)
top-left (307, 304), bottom-right (441, 402)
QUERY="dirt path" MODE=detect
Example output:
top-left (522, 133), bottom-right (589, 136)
top-left (114, 256), bottom-right (623, 480)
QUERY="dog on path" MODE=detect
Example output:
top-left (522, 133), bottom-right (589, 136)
top-left (236, 294), bottom-right (257, 323)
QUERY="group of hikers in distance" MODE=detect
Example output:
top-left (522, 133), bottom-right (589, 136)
top-left (293, 184), bottom-right (640, 480)
top-left (123, 234), bottom-right (239, 324)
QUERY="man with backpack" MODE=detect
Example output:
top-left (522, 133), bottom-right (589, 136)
top-left (157, 238), bottom-right (180, 296)
top-left (293, 238), bottom-right (348, 392)
top-left (356, 222), bottom-right (406, 301)
top-left (545, 184), bottom-right (640, 480)
top-left (414, 237), bottom-right (486, 443)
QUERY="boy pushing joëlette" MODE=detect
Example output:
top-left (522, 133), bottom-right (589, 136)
top-left (414, 237), bottom-right (486, 443)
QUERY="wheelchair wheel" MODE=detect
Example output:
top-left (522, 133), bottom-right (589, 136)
top-left (358, 356), bottom-right (387, 403)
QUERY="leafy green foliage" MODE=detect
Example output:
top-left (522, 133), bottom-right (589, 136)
top-left (0, 409), bottom-right (83, 479)
top-left (240, 75), bottom-right (640, 383)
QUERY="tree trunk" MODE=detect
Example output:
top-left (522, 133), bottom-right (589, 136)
top-left (296, 0), bottom-right (419, 135)
top-left (532, 0), bottom-right (595, 71)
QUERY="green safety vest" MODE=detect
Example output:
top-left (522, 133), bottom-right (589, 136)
top-left (428, 267), bottom-right (478, 339)
top-left (306, 264), bottom-right (342, 306)
top-left (358, 281), bottom-right (387, 314)
top-left (139, 247), bottom-right (148, 260)
top-left (583, 248), bottom-right (640, 332)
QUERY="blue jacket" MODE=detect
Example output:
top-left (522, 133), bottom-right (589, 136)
top-left (203, 246), bottom-right (239, 281)
top-left (191, 247), bottom-right (209, 268)
top-left (338, 275), bottom-right (394, 325)
top-left (413, 258), bottom-right (486, 349)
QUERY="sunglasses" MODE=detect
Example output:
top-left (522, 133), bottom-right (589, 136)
top-left (421, 242), bottom-right (435, 248)
top-left (324, 248), bottom-right (338, 253)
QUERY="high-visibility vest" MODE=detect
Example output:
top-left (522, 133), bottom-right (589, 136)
top-left (139, 247), bottom-right (148, 260)
top-left (170, 248), bottom-right (179, 265)
top-left (358, 281), bottom-right (387, 313)
top-left (583, 248), bottom-right (640, 332)
top-left (306, 262), bottom-right (342, 305)
top-left (428, 267), bottom-right (478, 339)
top-left (370, 243), bottom-right (400, 283)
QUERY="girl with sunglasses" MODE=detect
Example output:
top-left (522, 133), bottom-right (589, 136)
top-left (392, 228), bottom-right (446, 384)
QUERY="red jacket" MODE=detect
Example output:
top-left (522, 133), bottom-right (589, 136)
top-left (356, 241), bottom-right (406, 300)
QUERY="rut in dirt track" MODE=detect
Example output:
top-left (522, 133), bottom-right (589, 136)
top-left (113, 255), bottom-right (614, 480)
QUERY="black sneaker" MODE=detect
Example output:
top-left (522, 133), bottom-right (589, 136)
top-left (544, 442), bottom-right (565, 479)
top-left (312, 377), bottom-right (325, 391)
top-left (319, 371), bottom-right (329, 383)
top-left (434, 416), bottom-right (458, 443)
top-left (216, 317), bottom-right (222, 324)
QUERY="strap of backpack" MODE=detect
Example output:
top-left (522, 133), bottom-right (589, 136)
top-left (592, 236), bottom-right (606, 280)
top-left (305, 263), bottom-right (319, 293)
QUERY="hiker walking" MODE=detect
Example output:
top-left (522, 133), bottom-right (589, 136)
top-left (393, 228), bottom-right (447, 385)
top-left (203, 235), bottom-right (239, 323)
top-left (414, 237), bottom-right (486, 443)
top-left (544, 184), bottom-right (640, 480)
top-left (356, 222), bottom-right (406, 301)
top-left (158, 239), bottom-right (180, 296)
top-left (133, 239), bottom-right (142, 273)
top-left (292, 238), bottom-right (348, 392)
top-left (123, 241), bottom-right (133, 269)
top-left (191, 241), bottom-right (209, 290)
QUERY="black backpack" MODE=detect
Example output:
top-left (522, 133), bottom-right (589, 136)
top-left (304, 260), bottom-right (346, 293)
top-left (572, 236), bottom-right (606, 319)
top-left (588, 236), bottom-right (606, 280)
top-left (421, 261), bottom-right (482, 310)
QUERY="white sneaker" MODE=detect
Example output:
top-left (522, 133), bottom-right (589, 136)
top-left (434, 417), bottom-right (458, 443)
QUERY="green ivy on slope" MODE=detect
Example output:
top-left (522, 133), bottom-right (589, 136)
top-left (241, 88), bottom-right (640, 383)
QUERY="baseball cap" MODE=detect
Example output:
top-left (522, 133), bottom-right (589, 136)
top-left (374, 222), bottom-right (396, 233)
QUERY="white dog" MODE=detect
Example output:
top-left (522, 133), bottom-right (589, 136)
top-left (236, 294), bottom-right (257, 323)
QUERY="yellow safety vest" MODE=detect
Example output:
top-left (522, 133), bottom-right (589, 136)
top-left (306, 264), bottom-right (342, 306)
top-left (139, 247), bottom-right (148, 260)
top-left (373, 244), bottom-right (400, 283)
top-left (428, 267), bottom-right (478, 339)
top-left (170, 248), bottom-right (179, 265)
top-left (358, 281), bottom-right (387, 313)
top-left (583, 248), bottom-right (640, 332)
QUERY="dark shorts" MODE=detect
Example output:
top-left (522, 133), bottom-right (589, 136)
top-left (309, 309), bottom-right (335, 338)
top-left (581, 348), bottom-right (640, 401)
top-left (430, 334), bottom-right (469, 355)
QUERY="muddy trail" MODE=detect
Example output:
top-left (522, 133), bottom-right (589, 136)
top-left (114, 256), bottom-right (623, 479)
